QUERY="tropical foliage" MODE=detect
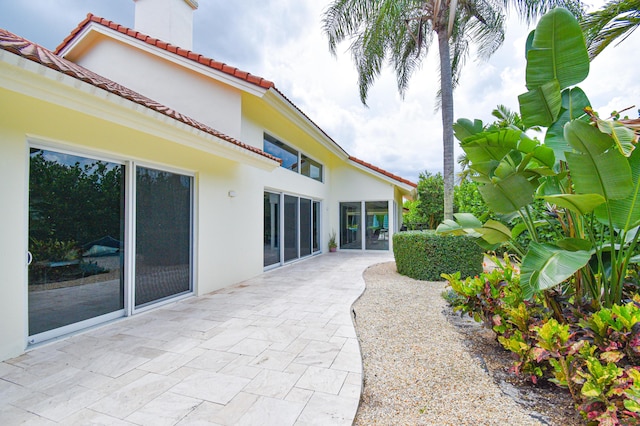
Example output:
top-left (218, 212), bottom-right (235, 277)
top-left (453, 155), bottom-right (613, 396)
top-left (440, 7), bottom-right (640, 422)
top-left (322, 0), bottom-right (581, 223)
top-left (438, 7), bottom-right (640, 311)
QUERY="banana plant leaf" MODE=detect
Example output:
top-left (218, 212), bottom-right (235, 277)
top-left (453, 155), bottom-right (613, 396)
top-left (520, 242), bottom-right (592, 300)
top-left (565, 121), bottom-right (633, 199)
top-left (541, 193), bottom-right (606, 215)
top-left (478, 173), bottom-right (536, 214)
top-left (545, 88), bottom-right (591, 162)
top-left (595, 148), bottom-right (640, 229)
top-left (595, 118), bottom-right (637, 157)
top-left (460, 129), bottom-right (523, 164)
top-left (476, 220), bottom-right (512, 244)
top-left (453, 118), bottom-right (485, 142)
top-left (519, 80), bottom-right (562, 128)
top-left (525, 8), bottom-right (589, 91)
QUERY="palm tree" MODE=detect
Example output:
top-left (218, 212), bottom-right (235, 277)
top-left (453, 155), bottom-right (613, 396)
top-left (581, 0), bottom-right (640, 59)
top-left (323, 0), bottom-right (582, 221)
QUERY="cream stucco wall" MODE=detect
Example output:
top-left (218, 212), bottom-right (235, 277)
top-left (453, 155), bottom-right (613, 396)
top-left (0, 64), bottom-right (270, 361)
top-left (66, 35), bottom-right (244, 140)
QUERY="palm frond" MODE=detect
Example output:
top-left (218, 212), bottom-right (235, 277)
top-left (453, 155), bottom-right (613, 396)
top-left (581, 0), bottom-right (640, 59)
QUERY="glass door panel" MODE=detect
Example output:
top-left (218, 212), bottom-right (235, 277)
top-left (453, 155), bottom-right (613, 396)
top-left (300, 198), bottom-right (312, 257)
top-left (312, 201), bottom-right (320, 253)
top-left (283, 195), bottom-right (298, 262)
top-left (135, 167), bottom-right (192, 307)
top-left (264, 192), bottom-right (280, 266)
top-left (340, 202), bottom-right (361, 249)
top-left (365, 201), bottom-right (389, 250)
top-left (28, 148), bottom-right (125, 337)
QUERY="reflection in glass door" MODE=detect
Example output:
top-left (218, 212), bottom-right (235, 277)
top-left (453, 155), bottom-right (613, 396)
top-left (300, 198), bottom-right (312, 257)
top-left (284, 195), bottom-right (298, 262)
top-left (365, 201), bottom-right (389, 250)
top-left (28, 148), bottom-right (125, 339)
top-left (340, 202), bottom-right (361, 249)
top-left (264, 192), bottom-right (280, 267)
top-left (135, 167), bottom-right (192, 308)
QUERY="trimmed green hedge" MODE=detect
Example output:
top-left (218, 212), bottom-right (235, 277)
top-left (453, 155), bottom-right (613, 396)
top-left (393, 230), bottom-right (483, 281)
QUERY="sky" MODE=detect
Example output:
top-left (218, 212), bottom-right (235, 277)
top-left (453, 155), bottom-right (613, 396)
top-left (0, 0), bottom-right (638, 184)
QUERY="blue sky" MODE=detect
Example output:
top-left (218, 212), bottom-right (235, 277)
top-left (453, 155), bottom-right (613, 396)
top-left (1, 0), bottom-right (638, 183)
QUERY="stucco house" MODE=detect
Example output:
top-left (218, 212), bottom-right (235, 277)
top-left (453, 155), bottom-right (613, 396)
top-left (0, 0), bottom-right (416, 362)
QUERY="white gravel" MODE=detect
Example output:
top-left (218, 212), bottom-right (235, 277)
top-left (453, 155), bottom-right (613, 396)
top-left (353, 261), bottom-right (545, 426)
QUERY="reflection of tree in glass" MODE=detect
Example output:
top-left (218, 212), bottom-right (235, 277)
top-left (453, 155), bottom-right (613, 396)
top-left (29, 149), bottom-right (124, 256)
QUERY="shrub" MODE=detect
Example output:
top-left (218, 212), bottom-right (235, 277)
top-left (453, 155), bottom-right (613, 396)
top-left (393, 230), bottom-right (483, 281)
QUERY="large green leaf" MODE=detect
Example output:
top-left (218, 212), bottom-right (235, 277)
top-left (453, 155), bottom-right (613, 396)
top-left (595, 118), bottom-right (637, 157)
top-left (453, 118), bottom-right (485, 142)
top-left (541, 193), bottom-right (606, 215)
top-left (478, 173), bottom-right (536, 214)
top-left (565, 119), bottom-right (613, 155)
top-left (453, 212), bottom-right (483, 228)
top-left (525, 8), bottom-right (589, 91)
top-left (460, 128), bottom-right (523, 164)
top-left (476, 220), bottom-right (512, 244)
top-left (544, 87), bottom-right (591, 162)
top-left (519, 80), bottom-right (562, 128)
top-left (565, 121), bottom-right (633, 199)
top-left (595, 148), bottom-right (640, 229)
top-left (520, 242), bottom-right (592, 299)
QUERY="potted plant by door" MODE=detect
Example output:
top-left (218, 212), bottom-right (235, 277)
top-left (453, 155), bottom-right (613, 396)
top-left (328, 231), bottom-right (337, 252)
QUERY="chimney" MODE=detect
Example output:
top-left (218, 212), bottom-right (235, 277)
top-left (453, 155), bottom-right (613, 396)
top-left (133, 0), bottom-right (198, 50)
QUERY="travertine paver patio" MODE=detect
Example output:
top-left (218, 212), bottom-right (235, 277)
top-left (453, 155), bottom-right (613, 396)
top-left (0, 251), bottom-right (392, 425)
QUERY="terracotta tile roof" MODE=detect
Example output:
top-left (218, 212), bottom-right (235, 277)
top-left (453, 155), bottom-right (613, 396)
top-left (349, 156), bottom-right (417, 188)
top-left (0, 28), bottom-right (279, 163)
top-left (54, 14), bottom-right (275, 90)
top-left (52, 15), bottom-right (415, 188)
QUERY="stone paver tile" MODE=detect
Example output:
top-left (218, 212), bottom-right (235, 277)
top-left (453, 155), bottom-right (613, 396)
top-left (89, 373), bottom-right (178, 419)
top-left (205, 392), bottom-right (260, 425)
top-left (175, 401), bottom-right (225, 426)
top-left (0, 405), bottom-right (57, 425)
top-left (86, 351), bottom-right (149, 378)
top-left (125, 392), bottom-right (202, 426)
top-left (295, 365), bottom-right (348, 395)
top-left (171, 370), bottom-right (250, 405)
top-left (330, 347), bottom-right (362, 373)
top-left (185, 350), bottom-right (238, 372)
top-left (228, 338), bottom-right (272, 356)
top-left (59, 408), bottom-right (136, 425)
top-left (199, 328), bottom-right (255, 351)
top-left (295, 391), bottom-right (359, 426)
top-left (285, 387), bottom-right (314, 404)
top-left (236, 396), bottom-right (305, 426)
top-left (139, 350), bottom-right (203, 375)
top-left (333, 324), bottom-right (357, 338)
top-left (293, 340), bottom-right (342, 368)
top-left (249, 350), bottom-right (296, 371)
top-left (11, 384), bottom-right (104, 422)
top-left (243, 369), bottom-right (300, 399)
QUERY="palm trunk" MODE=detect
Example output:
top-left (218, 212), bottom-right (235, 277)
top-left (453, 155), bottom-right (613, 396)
top-left (437, 28), bottom-right (455, 221)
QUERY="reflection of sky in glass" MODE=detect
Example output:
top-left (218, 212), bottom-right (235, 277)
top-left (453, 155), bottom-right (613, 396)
top-left (31, 148), bottom-right (120, 174)
top-left (264, 136), bottom-right (298, 171)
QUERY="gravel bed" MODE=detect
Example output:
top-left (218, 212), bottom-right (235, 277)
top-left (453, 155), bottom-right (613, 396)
top-left (352, 261), bottom-right (552, 425)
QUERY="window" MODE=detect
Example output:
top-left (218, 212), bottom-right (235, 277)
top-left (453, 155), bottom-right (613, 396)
top-left (264, 192), bottom-right (320, 267)
top-left (340, 201), bottom-right (390, 250)
top-left (263, 134), bottom-right (323, 182)
top-left (301, 154), bottom-right (323, 182)
top-left (264, 134), bottom-right (298, 171)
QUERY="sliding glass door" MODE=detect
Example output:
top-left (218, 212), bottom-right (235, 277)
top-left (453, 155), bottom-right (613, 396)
top-left (264, 192), bottom-right (320, 267)
top-left (340, 202), bottom-right (361, 249)
top-left (28, 148), bottom-right (125, 340)
top-left (28, 148), bottom-right (194, 343)
top-left (135, 167), bottom-right (192, 307)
